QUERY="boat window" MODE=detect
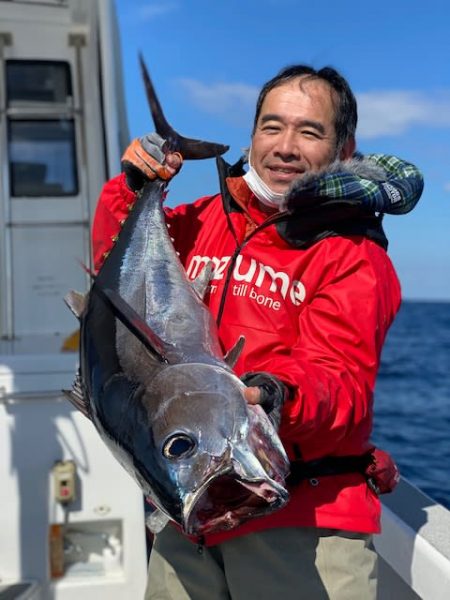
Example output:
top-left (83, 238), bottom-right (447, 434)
top-left (6, 60), bottom-right (72, 105)
top-left (8, 120), bottom-right (78, 197)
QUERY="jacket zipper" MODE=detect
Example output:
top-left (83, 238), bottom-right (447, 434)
top-left (215, 211), bottom-right (288, 328)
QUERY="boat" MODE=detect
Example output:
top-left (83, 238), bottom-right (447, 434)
top-left (0, 1), bottom-right (448, 598)
top-left (0, 1), bottom-right (146, 598)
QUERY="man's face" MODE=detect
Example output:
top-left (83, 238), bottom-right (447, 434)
top-left (251, 76), bottom-right (354, 194)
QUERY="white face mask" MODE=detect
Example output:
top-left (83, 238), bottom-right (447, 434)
top-left (243, 149), bottom-right (285, 209)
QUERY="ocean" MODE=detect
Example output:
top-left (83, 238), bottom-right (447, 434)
top-left (372, 300), bottom-right (450, 510)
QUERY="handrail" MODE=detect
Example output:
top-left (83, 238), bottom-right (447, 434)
top-left (0, 389), bottom-right (67, 404)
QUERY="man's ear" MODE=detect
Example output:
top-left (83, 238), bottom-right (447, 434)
top-left (339, 137), bottom-right (356, 160)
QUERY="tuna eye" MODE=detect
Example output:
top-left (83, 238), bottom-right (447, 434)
top-left (163, 434), bottom-right (196, 459)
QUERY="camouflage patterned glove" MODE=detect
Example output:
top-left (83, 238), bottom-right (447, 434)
top-left (121, 132), bottom-right (183, 191)
top-left (286, 153), bottom-right (424, 215)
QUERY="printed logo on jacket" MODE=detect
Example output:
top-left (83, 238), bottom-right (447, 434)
top-left (186, 254), bottom-right (306, 311)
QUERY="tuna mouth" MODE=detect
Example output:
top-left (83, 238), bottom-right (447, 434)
top-left (183, 473), bottom-right (288, 536)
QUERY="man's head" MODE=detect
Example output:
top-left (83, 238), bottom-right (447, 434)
top-left (250, 65), bottom-right (357, 195)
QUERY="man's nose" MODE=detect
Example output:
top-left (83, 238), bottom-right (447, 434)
top-left (275, 130), bottom-right (299, 159)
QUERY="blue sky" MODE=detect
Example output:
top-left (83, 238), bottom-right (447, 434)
top-left (115, 0), bottom-right (450, 301)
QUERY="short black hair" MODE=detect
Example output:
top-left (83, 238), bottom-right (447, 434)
top-left (252, 65), bottom-right (358, 151)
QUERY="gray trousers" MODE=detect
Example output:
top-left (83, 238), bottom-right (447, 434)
top-left (145, 525), bottom-right (377, 600)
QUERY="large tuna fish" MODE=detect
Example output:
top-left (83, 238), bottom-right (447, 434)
top-left (64, 58), bottom-right (289, 536)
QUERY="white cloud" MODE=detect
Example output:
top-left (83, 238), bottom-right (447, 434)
top-left (357, 91), bottom-right (450, 138)
top-left (136, 2), bottom-right (178, 21)
top-left (444, 183), bottom-right (450, 193)
top-left (176, 78), bottom-right (258, 125)
top-left (176, 78), bottom-right (450, 139)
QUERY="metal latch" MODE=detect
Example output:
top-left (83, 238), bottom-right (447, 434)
top-left (52, 460), bottom-right (77, 504)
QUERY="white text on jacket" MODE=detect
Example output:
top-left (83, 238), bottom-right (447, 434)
top-left (186, 255), bottom-right (306, 306)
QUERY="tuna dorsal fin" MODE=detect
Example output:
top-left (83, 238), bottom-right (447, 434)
top-left (191, 262), bottom-right (213, 300)
top-left (64, 290), bottom-right (87, 319)
top-left (63, 369), bottom-right (90, 418)
top-left (93, 283), bottom-right (169, 364)
top-left (224, 335), bottom-right (245, 368)
top-left (139, 53), bottom-right (229, 160)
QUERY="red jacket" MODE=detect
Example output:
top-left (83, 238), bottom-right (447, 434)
top-left (92, 170), bottom-right (401, 545)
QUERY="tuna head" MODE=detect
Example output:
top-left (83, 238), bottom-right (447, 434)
top-left (136, 363), bottom-right (289, 536)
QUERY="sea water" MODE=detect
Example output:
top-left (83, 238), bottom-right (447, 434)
top-left (373, 300), bottom-right (450, 509)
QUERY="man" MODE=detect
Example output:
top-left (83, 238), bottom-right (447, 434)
top-left (93, 65), bottom-right (423, 599)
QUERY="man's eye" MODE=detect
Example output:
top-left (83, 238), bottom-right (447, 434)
top-left (262, 125), bottom-right (280, 133)
top-left (302, 130), bottom-right (321, 138)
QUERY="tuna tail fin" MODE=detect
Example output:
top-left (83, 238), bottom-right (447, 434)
top-left (139, 53), bottom-right (229, 160)
top-left (93, 282), bottom-right (170, 364)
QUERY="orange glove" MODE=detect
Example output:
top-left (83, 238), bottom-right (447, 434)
top-left (121, 132), bottom-right (182, 191)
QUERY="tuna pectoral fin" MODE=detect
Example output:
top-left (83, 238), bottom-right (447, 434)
top-left (64, 290), bottom-right (87, 319)
top-left (93, 283), bottom-right (169, 364)
top-left (224, 336), bottom-right (245, 368)
top-left (139, 54), bottom-right (229, 160)
top-left (63, 369), bottom-right (90, 418)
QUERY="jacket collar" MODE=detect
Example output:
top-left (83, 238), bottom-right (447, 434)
top-left (215, 155), bottom-right (389, 250)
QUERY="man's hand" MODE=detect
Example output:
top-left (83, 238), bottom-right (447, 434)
top-left (241, 372), bottom-right (288, 430)
top-left (121, 132), bottom-right (183, 191)
top-left (243, 386), bottom-right (262, 405)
